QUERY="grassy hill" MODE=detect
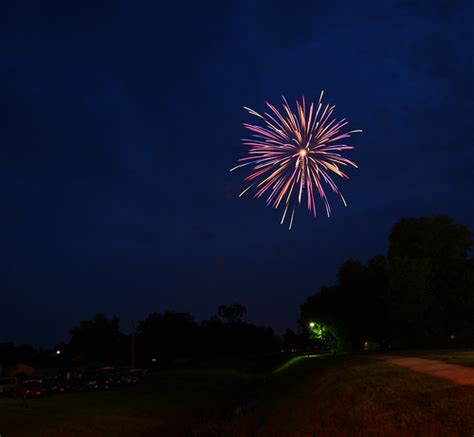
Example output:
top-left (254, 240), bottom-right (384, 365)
top-left (1, 353), bottom-right (474, 436)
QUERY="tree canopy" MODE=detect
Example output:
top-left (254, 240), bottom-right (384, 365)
top-left (301, 215), bottom-right (474, 350)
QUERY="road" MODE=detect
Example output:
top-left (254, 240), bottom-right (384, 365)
top-left (378, 355), bottom-right (474, 386)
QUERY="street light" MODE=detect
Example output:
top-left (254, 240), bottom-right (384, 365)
top-left (309, 322), bottom-right (315, 328)
top-left (56, 350), bottom-right (61, 355)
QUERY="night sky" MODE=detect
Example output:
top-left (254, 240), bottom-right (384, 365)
top-left (2, 1), bottom-right (473, 346)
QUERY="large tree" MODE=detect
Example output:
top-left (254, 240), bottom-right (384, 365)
top-left (217, 303), bottom-right (247, 324)
top-left (387, 216), bottom-right (473, 347)
top-left (137, 311), bottom-right (199, 364)
top-left (301, 257), bottom-right (389, 350)
top-left (300, 215), bottom-right (474, 350)
top-left (201, 305), bottom-right (275, 356)
top-left (68, 313), bottom-right (126, 364)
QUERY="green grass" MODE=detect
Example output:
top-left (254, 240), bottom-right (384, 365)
top-left (0, 367), bottom-right (253, 436)
top-left (0, 355), bottom-right (297, 436)
top-left (223, 354), bottom-right (474, 436)
top-left (1, 353), bottom-right (474, 436)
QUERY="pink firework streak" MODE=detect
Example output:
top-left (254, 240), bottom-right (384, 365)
top-left (231, 91), bottom-right (362, 229)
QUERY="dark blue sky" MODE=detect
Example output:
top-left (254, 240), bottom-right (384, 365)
top-left (1, 0), bottom-right (473, 346)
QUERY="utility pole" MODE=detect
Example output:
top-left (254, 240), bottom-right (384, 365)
top-left (130, 320), bottom-right (136, 371)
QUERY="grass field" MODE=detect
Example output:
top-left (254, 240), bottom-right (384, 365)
top-left (1, 352), bottom-right (474, 436)
top-left (0, 362), bottom-right (258, 436)
top-left (228, 354), bottom-right (474, 436)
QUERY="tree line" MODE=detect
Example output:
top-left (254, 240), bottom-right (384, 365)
top-left (1, 304), bottom-right (277, 371)
top-left (3, 214), bottom-right (473, 371)
top-left (300, 215), bottom-right (474, 351)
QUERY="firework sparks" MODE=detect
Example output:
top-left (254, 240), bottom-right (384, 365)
top-left (231, 91), bottom-right (362, 229)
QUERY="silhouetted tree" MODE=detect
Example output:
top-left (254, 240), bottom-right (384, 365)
top-left (200, 305), bottom-right (275, 356)
top-left (0, 342), bottom-right (36, 368)
top-left (300, 215), bottom-right (474, 350)
top-left (282, 329), bottom-right (304, 351)
top-left (301, 256), bottom-right (390, 350)
top-left (68, 313), bottom-right (126, 365)
top-left (137, 311), bottom-right (199, 365)
top-left (217, 304), bottom-right (247, 324)
top-left (387, 216), bottom-right (473, 347)
top-left (300, 285), bottom-right (347, 352)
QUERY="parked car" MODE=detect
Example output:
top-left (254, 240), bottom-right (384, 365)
top-left (45, 376), bottom-right (70, 394)
top-left (21, 381), bottom-right (46, 398)
top-left (103, 371), bottom-right (123, 387)
top-left (0, 377), bottom-right (17, 397)
top-left (82, 371), bottom-right (111, 391)
top-left (118, 371), bottom-right (139, 385)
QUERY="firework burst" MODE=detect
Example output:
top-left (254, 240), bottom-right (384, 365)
top-left (231, 91), bottom-right (362, 229)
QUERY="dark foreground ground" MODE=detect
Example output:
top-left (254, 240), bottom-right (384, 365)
top-left (1, 351), bottom-right (474, 436)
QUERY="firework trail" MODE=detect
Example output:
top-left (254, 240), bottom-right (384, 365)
top-left (231, 91), bottom-right (362, 229)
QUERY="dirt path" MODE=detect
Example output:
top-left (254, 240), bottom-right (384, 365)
top-left (378, 356), bottom-right (474, 386)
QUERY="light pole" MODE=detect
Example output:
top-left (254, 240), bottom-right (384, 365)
top-left (130, 320), bottom-right (136, 371)
top-left (308, 322), bottom-right (315, 356)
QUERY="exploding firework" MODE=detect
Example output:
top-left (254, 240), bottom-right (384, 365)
top-left (231, 91), bottom-right (362, 229)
